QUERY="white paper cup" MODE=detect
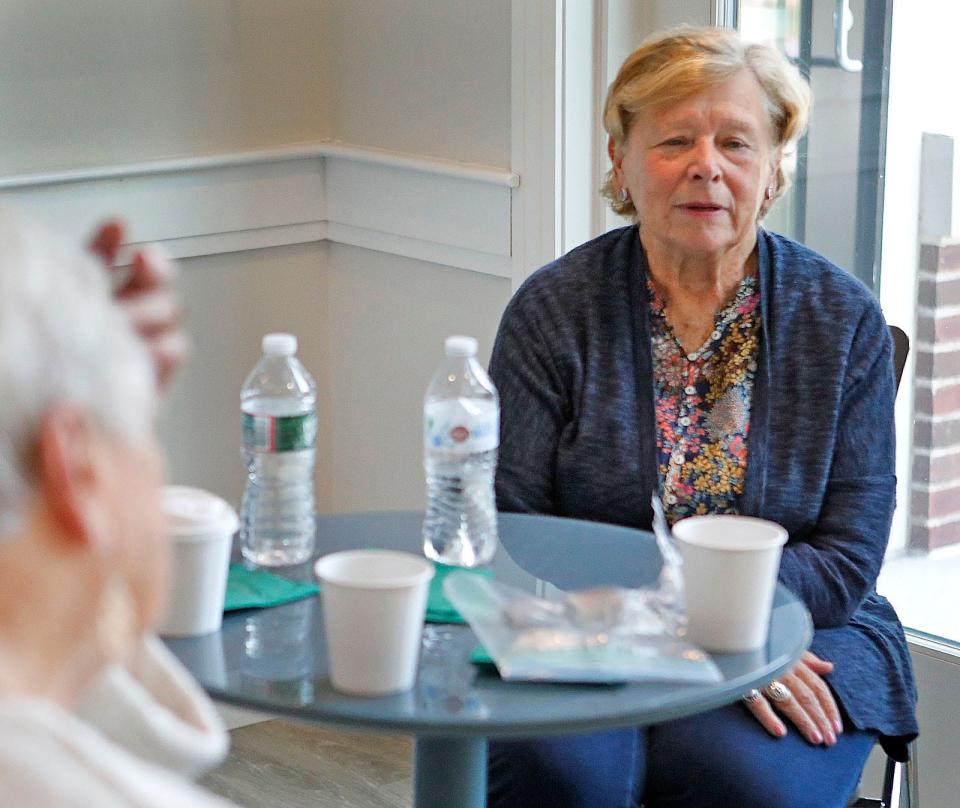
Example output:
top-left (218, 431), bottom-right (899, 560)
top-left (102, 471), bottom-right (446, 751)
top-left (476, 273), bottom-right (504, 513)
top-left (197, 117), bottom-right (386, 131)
top-left (157, 486), bottom-right (239, 638)
top-left (315, 550), bottom-right (434, 696)
top-left (673, 515), bottom-right (788, 653)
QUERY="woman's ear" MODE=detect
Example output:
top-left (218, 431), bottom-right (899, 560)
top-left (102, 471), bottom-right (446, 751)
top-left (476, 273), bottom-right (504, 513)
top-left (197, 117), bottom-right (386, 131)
top-left (769, 149), bottom-right (783, 191)
top-left (36, 404), bottom-right (111, 551)
top-left (608, 136), bottom-right (622, 172)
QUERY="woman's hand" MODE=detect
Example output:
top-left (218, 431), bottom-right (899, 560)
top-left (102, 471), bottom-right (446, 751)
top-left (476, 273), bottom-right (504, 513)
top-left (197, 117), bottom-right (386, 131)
top-left (89, 220), bottom-right (189, 392)
top-left (742, 651), bottom-right (844, 746)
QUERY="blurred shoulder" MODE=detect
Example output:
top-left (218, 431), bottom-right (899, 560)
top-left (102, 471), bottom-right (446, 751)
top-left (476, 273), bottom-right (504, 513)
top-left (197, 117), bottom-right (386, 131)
top-left (0, 699), bottom-right (234, 807)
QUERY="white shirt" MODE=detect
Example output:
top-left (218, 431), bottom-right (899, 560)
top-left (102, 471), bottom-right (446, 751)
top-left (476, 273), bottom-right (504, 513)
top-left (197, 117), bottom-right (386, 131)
top-left (0, 636), bottom-right (235, 807)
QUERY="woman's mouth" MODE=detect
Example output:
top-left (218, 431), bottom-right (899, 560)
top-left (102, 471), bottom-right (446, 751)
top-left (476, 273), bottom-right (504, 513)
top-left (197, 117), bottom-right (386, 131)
top-left (677, 202), bottom-right (725, 217)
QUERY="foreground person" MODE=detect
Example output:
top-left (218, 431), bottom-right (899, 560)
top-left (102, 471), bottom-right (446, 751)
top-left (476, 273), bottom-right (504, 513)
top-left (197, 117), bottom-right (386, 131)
top-left (488, 27), bottom-right (917, 808)
top-left (0, 208), bottom-right (234, 806)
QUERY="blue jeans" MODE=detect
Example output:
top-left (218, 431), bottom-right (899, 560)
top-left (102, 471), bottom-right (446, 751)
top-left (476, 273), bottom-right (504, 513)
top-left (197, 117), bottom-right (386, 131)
top-left (488, 703), bottom-right (877, 808)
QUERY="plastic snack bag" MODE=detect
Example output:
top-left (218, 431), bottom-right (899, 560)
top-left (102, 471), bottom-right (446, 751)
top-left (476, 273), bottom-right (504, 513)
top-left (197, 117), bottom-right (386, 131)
top-left (444, 573), bottom-right (720, 684)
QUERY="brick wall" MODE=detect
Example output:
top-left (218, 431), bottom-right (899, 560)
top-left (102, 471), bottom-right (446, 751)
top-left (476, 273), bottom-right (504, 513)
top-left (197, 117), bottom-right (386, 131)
top-left (912, 239), bottom-right (960, 550)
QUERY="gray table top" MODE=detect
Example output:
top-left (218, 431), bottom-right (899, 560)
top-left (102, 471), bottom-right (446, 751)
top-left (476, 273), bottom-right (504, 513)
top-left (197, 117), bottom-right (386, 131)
top-left (166, 511), bottom-right (811, 739)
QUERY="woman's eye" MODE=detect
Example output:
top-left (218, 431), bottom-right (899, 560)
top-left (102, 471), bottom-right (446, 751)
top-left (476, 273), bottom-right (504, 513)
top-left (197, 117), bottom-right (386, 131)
top-left (661, 137), bottom-right (687, 147)
top-left (724, 139), bottom-right (748, 150)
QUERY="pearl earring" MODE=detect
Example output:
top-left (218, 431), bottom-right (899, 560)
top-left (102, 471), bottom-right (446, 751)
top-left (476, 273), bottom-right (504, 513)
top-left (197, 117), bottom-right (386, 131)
top-left (618, 187), bottom-right (630, 204)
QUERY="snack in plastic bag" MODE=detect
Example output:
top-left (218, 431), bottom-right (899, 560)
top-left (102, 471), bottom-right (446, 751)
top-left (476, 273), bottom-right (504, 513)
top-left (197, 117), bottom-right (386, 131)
top-left (444, 573), bottom-right (721, 684)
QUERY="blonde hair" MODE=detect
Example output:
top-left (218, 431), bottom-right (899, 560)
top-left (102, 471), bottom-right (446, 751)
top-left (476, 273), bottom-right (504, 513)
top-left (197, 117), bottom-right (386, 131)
top-left (601, 26), bottom-right (811, 219)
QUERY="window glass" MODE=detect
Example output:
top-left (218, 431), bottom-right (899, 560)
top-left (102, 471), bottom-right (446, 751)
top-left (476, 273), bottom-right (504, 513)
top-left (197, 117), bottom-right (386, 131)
top-left (740, 0), bottom-right (960, 646)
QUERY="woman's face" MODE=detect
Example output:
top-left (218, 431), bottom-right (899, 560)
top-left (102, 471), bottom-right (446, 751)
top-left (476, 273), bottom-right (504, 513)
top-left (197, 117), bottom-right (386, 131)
top-left (611, 69), bottom-right (780, 261)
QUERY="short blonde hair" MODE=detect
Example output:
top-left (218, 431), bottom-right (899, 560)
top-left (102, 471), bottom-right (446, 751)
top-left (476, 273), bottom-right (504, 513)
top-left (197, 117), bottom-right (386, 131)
top-left (602, 26), bottom-right (811, 219)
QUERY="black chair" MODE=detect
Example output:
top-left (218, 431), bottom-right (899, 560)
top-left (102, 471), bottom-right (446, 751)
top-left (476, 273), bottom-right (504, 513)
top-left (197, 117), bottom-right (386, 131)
top-left (891, 324), bottom-right (909, 393)
top-left (850, 324), bottom-right (916, 808)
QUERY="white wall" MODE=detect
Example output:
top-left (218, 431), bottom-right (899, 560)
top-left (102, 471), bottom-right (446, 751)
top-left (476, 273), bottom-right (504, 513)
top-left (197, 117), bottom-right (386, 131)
top-left (319, 244), bottom-right (508, 512)
top-left (2, 0), bottom-right (514, 515)
top-left (325, 0), bottom-right (512, 167)
top-left (319, 0), bottom-right (514, 511)
top-left (159, 242), bottom-right (508, 515)
top-left (0, 2), bottom-right (331, 172)
top-left (637, 0), bottom-right (713, 31)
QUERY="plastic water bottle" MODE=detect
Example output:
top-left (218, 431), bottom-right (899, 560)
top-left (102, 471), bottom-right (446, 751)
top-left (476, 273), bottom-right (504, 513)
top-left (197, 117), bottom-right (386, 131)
top-left (240, 333), bottom-right (317, 566)
top-left (423, 335), bottom-right (499, 567)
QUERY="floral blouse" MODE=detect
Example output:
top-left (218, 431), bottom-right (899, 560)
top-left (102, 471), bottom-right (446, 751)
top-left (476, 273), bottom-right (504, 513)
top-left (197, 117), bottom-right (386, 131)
top-left (648, 274), bottom-right (761, 524)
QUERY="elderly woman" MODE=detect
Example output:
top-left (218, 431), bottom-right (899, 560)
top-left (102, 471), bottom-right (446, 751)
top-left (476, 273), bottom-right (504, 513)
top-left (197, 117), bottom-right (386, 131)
top-left (487, 27), bottom-right (917, 808)
top-left (0, 209), bottom-right (233, 806)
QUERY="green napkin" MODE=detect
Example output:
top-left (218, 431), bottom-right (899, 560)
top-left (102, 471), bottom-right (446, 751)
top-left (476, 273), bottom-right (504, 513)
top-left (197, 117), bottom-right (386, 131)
top-left (224, 564), bottom-right (319, 611)
top-left (425, 562), bottom-right (494, 624)
top-left (469, 643), bottom-right (495, 666)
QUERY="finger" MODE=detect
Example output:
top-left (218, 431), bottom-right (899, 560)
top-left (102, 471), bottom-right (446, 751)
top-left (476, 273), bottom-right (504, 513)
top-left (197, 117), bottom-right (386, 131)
top-left (88, 220), bottom-right (125, 266)
top-left (743, 695), bottom-right (787, 739)
top-left (115, 246), bottom-right (175, 298)
top-left (149, 331), bottom-right (191, 393)
top-left (118, 290), bottom-right (182, 338)
top-left (801, 650), bottom-right (834, 675)
top-left (774, 677), bottom-right (834, 746)
top-left (794, 663), bottom-right (843, 735)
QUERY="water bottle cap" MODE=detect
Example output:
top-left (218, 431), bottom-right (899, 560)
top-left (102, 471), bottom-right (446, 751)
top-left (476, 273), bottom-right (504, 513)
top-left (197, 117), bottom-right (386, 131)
top-left (444, 335), bottom-right (478, 358)
top-left (262, 333), bottom-right (297, 357)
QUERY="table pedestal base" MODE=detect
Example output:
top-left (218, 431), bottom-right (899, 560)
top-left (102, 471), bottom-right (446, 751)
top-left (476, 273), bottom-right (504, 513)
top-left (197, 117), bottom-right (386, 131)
top-left (414, 737), bottom-right (488, 808)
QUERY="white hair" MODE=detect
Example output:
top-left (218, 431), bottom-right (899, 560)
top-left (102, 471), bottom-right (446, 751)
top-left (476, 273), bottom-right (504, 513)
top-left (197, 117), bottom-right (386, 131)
top-left (0, 207), bottom-right (156, 536)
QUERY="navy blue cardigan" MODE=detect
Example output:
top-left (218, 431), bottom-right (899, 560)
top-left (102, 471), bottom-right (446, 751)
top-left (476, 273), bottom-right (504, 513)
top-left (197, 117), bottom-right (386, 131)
top-left (489, 225), bottom-right (918, 758)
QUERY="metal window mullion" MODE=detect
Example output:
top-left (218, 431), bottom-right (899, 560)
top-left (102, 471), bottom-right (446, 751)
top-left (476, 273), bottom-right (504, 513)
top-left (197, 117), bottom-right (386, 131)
top-left (853, 0), bottom-right (895, 293)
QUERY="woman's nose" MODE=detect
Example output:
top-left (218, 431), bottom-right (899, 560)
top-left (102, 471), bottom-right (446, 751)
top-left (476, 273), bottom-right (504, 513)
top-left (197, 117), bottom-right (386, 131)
top-left (687, 140), bottom-right (721, 181)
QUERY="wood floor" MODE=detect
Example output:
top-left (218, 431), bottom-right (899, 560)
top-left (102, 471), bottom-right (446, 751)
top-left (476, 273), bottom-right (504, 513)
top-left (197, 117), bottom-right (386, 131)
top-left (200, 720), bottom-right (413, 808)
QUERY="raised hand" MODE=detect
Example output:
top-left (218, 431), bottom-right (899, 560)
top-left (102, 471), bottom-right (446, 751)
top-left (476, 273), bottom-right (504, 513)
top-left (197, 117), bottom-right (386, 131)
top-left (89, 220), bottom-right (189, 392)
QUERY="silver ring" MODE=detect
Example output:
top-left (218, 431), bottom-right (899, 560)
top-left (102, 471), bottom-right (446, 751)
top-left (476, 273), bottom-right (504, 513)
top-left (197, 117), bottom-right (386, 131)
top-left (764, 680), bottom-right (792, 703)
top-left (741, 688), bottom-right (763, 705)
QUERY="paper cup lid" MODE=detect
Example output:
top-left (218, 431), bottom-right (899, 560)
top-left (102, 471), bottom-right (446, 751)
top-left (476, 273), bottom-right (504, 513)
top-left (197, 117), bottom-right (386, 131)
top-left (162, 485), bottom-right (239, 541)
top-left (672, 515), bottom-right (787, 551)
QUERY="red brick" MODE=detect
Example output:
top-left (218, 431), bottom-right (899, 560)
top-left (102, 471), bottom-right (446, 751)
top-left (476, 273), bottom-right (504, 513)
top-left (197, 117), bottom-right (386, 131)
top-left (935, 384), bottom-right (960, 415)
top-left (920, 244), bottom-right (939, 272)
top-left (915, 383), bottom-right (960, 417)
top-left (913, 450), bottom-right (960, 486)
top-left (929, 521), bottom-right (960, 549)
top-left (936, 315), bottom-right (960, 342)
top-left (909, 522), bottom-right (927, 550)
top-left (938, 242), bottom-right (960, 271)
top-left (919, 278), bottom-right (960, 308)
top-left (912, 312), bottom-right (960, 344)
top-left (911, 519), bottom-right (960, 551)
top-left (918, 279), bottom-right (936, 307)
top-left (915, 349), bottom-right (960, 378)
top-left (911, 486), bottom-right (960, 520)
top-left (916, 314), bottom-right (937, 346)
top-left (913, 417), bottom-right (960, 448)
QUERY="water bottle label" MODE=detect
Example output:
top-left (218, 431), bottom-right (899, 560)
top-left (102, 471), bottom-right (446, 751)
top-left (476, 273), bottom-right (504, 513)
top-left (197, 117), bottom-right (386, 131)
top-left (424, 400), bottom-right (499, 454)
top-left (243, 412), bottom-right (317, 452)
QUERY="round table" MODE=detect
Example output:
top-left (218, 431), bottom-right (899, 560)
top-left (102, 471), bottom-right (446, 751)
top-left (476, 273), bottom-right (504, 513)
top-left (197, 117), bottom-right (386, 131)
top-left (166, 511), bottom-right (811, 808)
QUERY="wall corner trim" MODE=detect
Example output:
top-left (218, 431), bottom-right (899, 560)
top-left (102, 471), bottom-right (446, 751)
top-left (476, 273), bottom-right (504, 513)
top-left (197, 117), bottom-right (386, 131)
top-left (0, 141), bottom-right (517, 278)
